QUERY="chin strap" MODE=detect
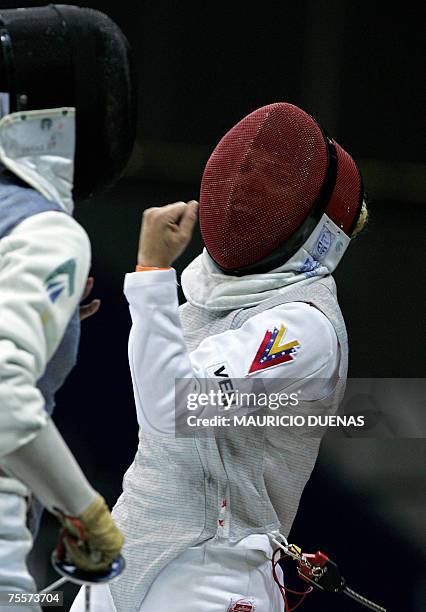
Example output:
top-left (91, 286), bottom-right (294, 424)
top-left (269, 533), bottom-right (387, 612)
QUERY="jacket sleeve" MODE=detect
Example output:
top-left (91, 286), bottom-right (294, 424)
top-left (124, 269), bottom-right (339, 436)
top-left (125, 268), bottom-right (197, 436)
top-left (0, 210), bottom-right (91, 458)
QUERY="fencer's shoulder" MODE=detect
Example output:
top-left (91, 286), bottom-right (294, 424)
top-left (188, 300), bottom-right (338, 380)
top-left (9, 209), bottom-right (88, 243)
top-left (5, 210), bottom-right (91, 265)
top-left (241, 300), bottom-right (335, 337)
top-left (233, 300), bottom-right (338, 377)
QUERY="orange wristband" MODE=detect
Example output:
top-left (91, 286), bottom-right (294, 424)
top-left (135, 265), bottom-right (171, 272)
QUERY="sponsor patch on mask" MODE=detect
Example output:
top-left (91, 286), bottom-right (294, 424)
top-left (312, 225), bottom-right (335, 260)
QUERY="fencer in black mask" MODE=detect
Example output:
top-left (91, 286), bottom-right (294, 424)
top-left (0, 6), bottom-right (136, 608)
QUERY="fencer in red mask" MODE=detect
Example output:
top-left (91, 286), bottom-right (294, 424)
top-left (71, 103), bottom-right (367, 612)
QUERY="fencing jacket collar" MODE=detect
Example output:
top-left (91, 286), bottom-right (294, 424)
top-left (181, 213), bottom-right (350, 311)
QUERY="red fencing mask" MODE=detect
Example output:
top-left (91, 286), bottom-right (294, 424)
top-left (200, 103), bottom-right (363, 276)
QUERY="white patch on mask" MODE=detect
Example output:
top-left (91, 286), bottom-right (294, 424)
top-left (0, 107), bottom-right (76, 213)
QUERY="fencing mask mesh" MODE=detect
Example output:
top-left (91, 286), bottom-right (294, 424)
top-left (200, 103), bottom-right (363, 275)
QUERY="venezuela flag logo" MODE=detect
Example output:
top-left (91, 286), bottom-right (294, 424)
top-left (248, 324), bottom-right (301, 375)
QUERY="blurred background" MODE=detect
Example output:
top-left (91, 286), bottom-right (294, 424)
top-left (3, 0), bottom-right (423, 609)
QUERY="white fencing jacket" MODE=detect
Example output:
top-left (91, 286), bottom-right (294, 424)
top-left (0, 207), bottom-right (90, 459)
top-left (109, 265), bottom-right (347, 612)
top-left (127, 268), bottom-right (339, 436)
top-left (0, 118), bottom-right (95, 518)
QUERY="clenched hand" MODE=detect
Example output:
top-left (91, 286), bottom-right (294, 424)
top-left (137, 200), bottom-right (199, 268)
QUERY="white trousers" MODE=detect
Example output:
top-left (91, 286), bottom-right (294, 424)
top-left (0, 477), bottom-right (41, 612)
top-left (70, 535), bottom-right (284, 612)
